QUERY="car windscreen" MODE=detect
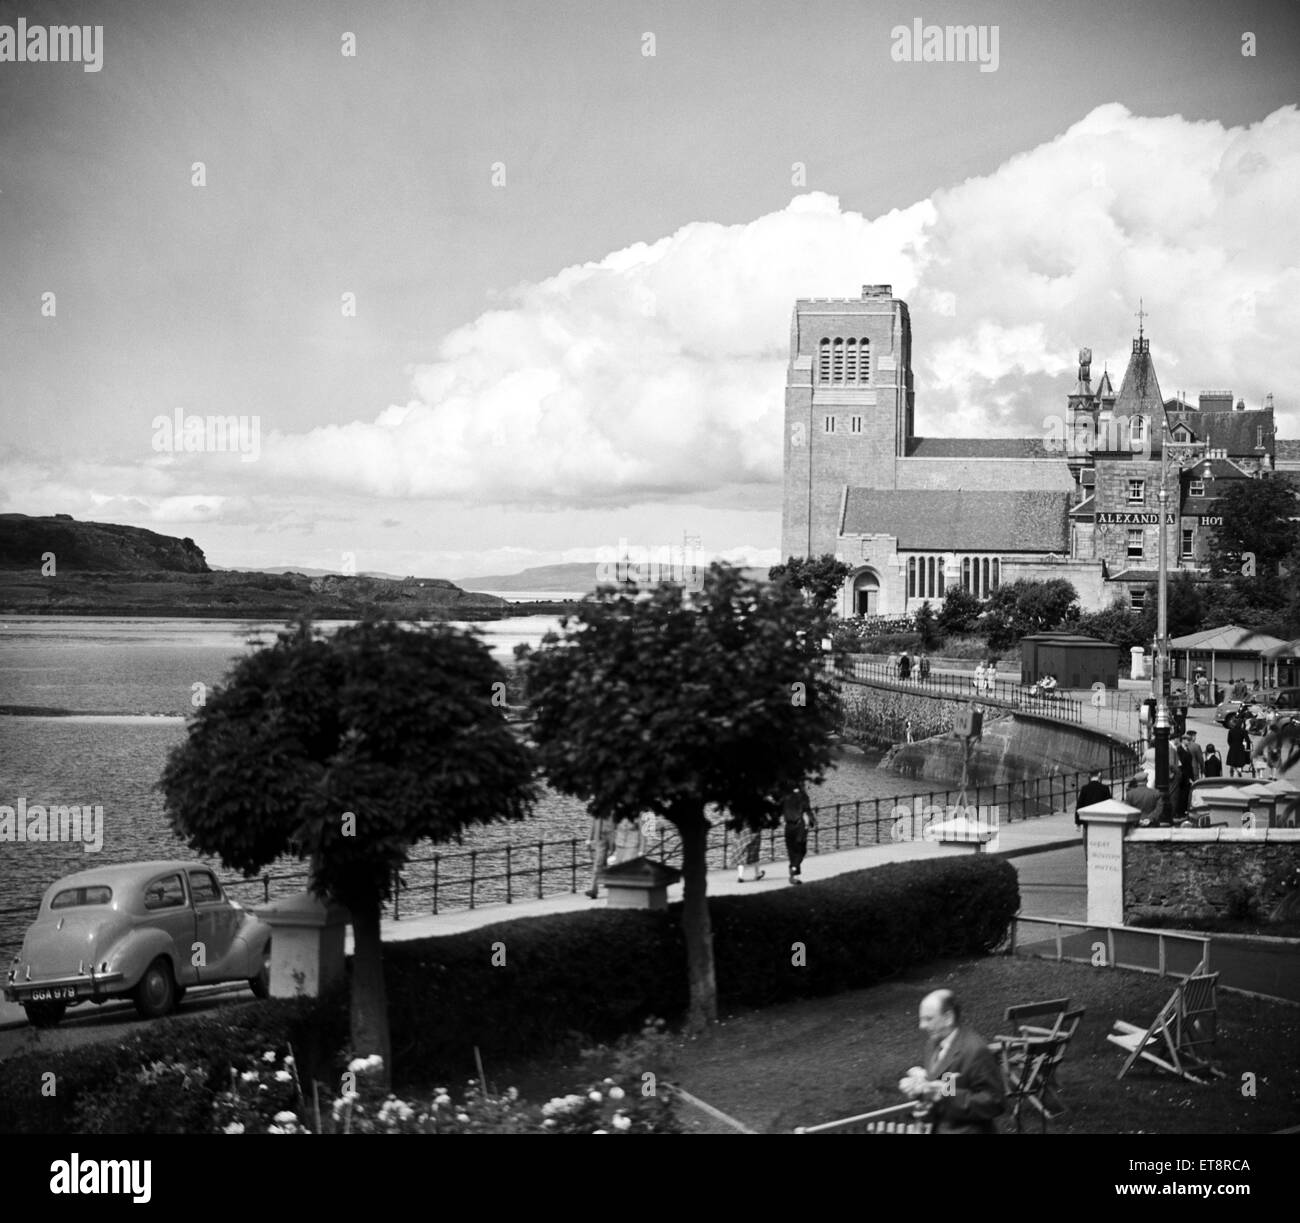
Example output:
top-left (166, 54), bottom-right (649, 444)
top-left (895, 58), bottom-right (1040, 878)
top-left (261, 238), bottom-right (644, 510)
top-left (50, 885), bottom-right (113, 910)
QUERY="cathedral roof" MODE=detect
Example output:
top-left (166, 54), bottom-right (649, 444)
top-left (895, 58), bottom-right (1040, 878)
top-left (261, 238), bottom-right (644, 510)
top-left (1096, 369), bottom-right (1115, 397)
top-left (905, 437), bottom-right (1059, 459)
top-left (1112, 339), bottom-right (1165, 419)
top-left (841, 489), bottom-right (1070, 551)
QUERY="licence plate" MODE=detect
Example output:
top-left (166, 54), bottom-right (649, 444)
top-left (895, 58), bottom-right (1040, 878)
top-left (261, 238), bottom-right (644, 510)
top-left (29, 987), bottom-right (78, 1002)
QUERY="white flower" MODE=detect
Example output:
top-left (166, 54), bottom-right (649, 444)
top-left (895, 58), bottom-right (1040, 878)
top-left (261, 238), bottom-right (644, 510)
top-left (592, 1129), bottom-right (608, 1134)
top-left (542, 1118), bottom-right (557, 1129)
top-left (262, 1050), bottom-right (277, 1063)
top-left (608, 1086), bottom-right (625, 1101)
top-left (274, 1070), bottom-right (292, 1083)
top-left (267, 1125), bottom-right (285, 1134)
top-left (282, 1055), bottom-right (295, 1067)
top-left (434, 1093), bottom-right (452, 1107)
top-left (588, 1091), bottom-right (602, 1103)
top-left (456, 1113), bottom-right (470, 1123)
top-left (612, 1114), bottom-right (632, 1131)
top-left (603, 1077), bottom-right (615, 1085)
top-left (222, 1121), bottom-right (245, 1134)
top-left (239, 1070), bottom-right (258, 1083)
top-left (507, 1087), bottom-right (519, 1101)
top-left (274, 1111), bottom-right (297, 1124)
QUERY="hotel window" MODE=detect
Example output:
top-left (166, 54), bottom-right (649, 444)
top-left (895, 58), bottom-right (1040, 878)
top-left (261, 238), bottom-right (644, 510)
top-left (1127, 479), bottom-right (1145, 503)
top-left (832, 338), bottom-right (845, 383)
top-left (1130, 588), bottom-right (1147, 611)
top-left (858, 338), bottom-right (871, 382)
top-left (850, 415), bottom-right (862, 433)
top-left (1127, 529), bottom-right (1144, 559)
top-left (818, 338), bottom-right (831, 382)
top-left (1131, 416), bottom-right (1146, 445)
top-left (1189, 478), bottom-right (1204, 497)
top-left (1181, 527), bottom-right (1194, 559)
top-left (824, 415), bottom-right (836, 433)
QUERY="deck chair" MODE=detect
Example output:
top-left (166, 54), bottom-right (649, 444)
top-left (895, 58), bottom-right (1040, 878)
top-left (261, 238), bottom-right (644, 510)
top-left (794, 1101), bottom-right (933, 1134)
top-left (1001, 997), bottom-right (1071, 1039)
top-left (1109, 965), bottom-right (1224, 1084)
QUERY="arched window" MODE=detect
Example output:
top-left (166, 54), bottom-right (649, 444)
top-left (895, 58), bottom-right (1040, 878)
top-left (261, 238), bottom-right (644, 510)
top-left (991, 559), bottom-right (1000, 590)
top-left (818, 338), bottom-right (831, 383)
top-left (1131, 415), bottom-right (1146, 445)
top-left (982, 557), bottom-right (990, 594)
top-left (927, 557), bottom-right (935, 597)
top-left (832, 338), bottom-right (845, 383)
top-left (859, 338), bottom-right (871, 382)
top-left (962, 557), bottom-right (971, 592)
top-left (845, 338), bottom-right (857, 382)
top-left (907, 557), bottom-right (916, 598)
top-left (937, 561), bottom-right (945, 597)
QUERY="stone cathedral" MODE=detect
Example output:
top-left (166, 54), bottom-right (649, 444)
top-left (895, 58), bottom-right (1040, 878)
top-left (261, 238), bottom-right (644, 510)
top-left (780, 285), bottom-right (1295, 617)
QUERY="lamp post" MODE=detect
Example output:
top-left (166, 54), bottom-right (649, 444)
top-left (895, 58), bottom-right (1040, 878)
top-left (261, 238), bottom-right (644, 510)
top-left (1153, 416), bottom-right (1171, 813)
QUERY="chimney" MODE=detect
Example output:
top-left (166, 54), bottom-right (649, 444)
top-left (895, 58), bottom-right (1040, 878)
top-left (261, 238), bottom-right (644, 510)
top-left (861, 284), bottom-right (893, 299)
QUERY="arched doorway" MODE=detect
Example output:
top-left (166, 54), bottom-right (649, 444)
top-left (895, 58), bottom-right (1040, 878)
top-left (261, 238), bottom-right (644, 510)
top-left (851, 568), bottom-right (881, 616)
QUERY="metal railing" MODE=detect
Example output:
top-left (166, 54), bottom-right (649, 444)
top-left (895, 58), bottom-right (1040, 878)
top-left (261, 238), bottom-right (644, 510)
top-left (831, 656), bottom-right (1084, 724)
top-left (795, 1101), bottom-right (933, 1134)
top-left (1008, 915), bottom-right (1211, 977)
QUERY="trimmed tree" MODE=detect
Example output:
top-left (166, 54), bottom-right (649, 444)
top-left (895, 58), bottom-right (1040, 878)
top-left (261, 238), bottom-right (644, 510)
top-left (769, 554), bottom-right (851, 609)
top-left (159, 619), bottom-right (536, 1082)
top-left (520, 563), bottom-right (841, 1029)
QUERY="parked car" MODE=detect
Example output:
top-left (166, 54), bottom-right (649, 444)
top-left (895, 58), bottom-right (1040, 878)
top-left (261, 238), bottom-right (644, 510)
top-left (1265, 688), bottom-right (1300, 713)
top-left (4, 860), bottom-right (271, 1028)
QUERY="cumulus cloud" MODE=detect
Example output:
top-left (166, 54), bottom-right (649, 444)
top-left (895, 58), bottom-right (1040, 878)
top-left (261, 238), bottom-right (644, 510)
top-left (256, 104), bottom-right (1297, 508)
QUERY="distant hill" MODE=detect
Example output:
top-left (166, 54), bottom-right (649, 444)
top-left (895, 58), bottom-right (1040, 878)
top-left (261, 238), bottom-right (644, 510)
top-left (0, 514), bottom-right (510, 619)
top-left (458, 560), bottom-right (773, 592)
top-left (457, 562), bottom-right (603, 592)
top-left (0, 513), bottom-right (209, 573)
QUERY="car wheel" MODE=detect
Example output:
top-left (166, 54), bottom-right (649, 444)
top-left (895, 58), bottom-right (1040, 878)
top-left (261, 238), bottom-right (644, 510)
top-left (133, 957), bottom-right (177, 1019)
top-left (249, 940), bottom-right (271, 999)
top-left (24, 1000), bottom-right (67, 1028)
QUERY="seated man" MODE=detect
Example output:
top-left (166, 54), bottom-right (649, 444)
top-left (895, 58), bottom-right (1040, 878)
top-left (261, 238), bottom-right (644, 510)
top-left (899, 990), bottom-right (1005, 1134)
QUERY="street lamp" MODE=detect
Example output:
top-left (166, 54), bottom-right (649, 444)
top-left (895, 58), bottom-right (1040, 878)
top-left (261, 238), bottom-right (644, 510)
top-left (1152, 410), bottom-right (1174, 814)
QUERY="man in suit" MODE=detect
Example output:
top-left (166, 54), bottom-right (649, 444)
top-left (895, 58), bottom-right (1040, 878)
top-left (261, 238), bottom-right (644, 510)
top-left (1075, 769), bottom-right (1112, 859)
top-left (901, 990), bottom-right (1005, 1133)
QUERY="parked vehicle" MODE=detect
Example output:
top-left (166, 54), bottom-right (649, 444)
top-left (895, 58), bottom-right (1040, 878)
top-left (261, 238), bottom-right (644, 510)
top-left (4, 860), bottom-right (271, 1028)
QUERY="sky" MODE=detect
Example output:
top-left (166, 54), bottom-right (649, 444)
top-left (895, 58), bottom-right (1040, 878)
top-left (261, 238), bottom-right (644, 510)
top-left (2, 0), bottom-right (1297, 580)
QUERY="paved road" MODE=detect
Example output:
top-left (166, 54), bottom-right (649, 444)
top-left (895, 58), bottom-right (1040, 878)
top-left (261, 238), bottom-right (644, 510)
top-left (0, 983), bottom-right (256, 1063)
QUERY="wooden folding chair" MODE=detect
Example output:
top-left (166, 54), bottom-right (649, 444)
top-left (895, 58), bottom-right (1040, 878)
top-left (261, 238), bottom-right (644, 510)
top-left (1109, 967), bottom-right (1224, 1084)
top-left (998, 1034), bottom-right (1070, 1133)
top-left (994, 1007), bottom-right (1085, 1129)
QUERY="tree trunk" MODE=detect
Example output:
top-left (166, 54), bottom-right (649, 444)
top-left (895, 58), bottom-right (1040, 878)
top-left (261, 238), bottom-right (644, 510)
top-left (349, 897), bottom-right (392, 1089)
top-left (677, 814), bottom-right (717, 1031)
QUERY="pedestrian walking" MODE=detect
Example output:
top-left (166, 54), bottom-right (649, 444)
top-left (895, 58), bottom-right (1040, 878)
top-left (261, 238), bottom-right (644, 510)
top-left (919, 653), bottom-right (931, 681)
top-left (1202, 744), bottom-right (1223, 777)
top-left (974, 660), bottom-right (986, 694)
top-left (899, 652), bottom-right (912, 681)
top-left (782, 786), bottom-right (816, 884)
top-left (1226, 715), bottom-right (1252, 778)
top-left (586, 813), bottom-right (616, 898)
top-left (1186, 730), bottom-right (1204, 780)
top-left (905, 717), bottom-right (914, 744)
top-left (1075, 768), bottom-right (1111, 859)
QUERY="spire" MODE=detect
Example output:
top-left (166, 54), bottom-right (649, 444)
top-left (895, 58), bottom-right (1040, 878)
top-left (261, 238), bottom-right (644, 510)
top-left (1096, 367), bottom-right (1115, 398)
top-left (1114, 329), bottom-right (1164, 421)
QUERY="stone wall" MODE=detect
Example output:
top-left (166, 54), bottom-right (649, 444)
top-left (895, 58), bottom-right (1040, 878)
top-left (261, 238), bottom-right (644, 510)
top-left (1124, 829), bottom-right (1300, 924)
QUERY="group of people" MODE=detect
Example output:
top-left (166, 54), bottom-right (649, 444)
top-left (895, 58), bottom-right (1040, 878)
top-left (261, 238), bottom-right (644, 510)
top-left (974, 660), bottom-right (1000, 694)
top-left (886, 651), bottom-right (932, 682)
